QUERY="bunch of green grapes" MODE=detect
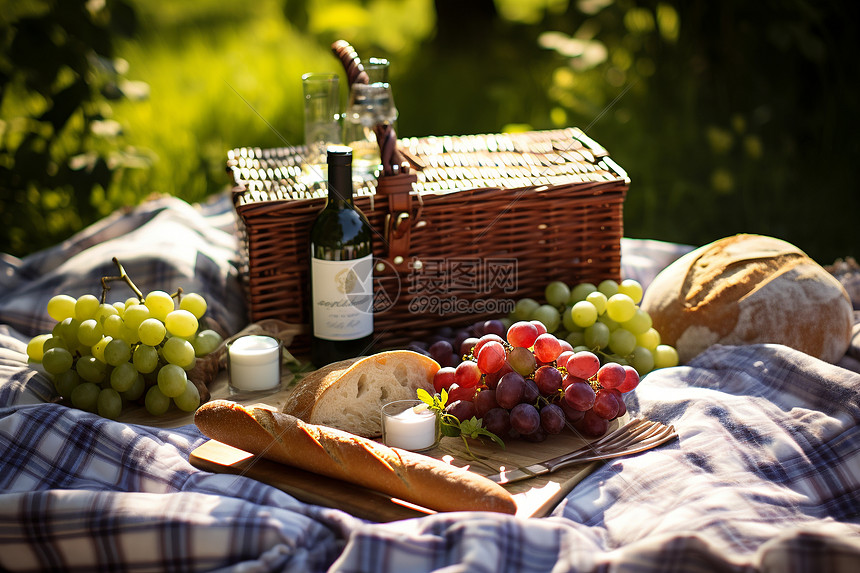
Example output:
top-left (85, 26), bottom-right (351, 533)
top-left (508, 278), bottom-right (679, 375)
top-left (27, 289), bottom-right (223, 419)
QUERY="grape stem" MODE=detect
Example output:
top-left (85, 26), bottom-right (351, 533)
top-left (100, 258), bottom-right (144, 303)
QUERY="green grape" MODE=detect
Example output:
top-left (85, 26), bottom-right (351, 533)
top-left (636, 328), bottom-right (661, 351)
top-left (605, 293), bottom-right (636, 323)
top-left (565, 330), bottom-right (585, 348)
top-left (162, 336), bottom-right (195, 368)
top-left (120, 324), bottom-right (141, 345)
top-left (26, 334), bottom-right (51, 362)
top-left (174, 380), bottom-right (200, 412)
top-left (43, 347), bottom-right (74, 375)
top-left (190, 329), bottom-right (223, 357)
top-left (97, 388), bottom-right (123, 419)
top-left (530, 304), bottom-right (560, 333)
top-left (133, 344), bottom-right (159, 374)
top-left (124, 297), bottom-right (142, 309)
top-left (584, 322), bottom-right (611, 349)
top-left (43, 335), bottom-right (69, 352)
top-left (654, 344), bottom-right (680, 369)
top-left (618, 279), bottom-right (644, 304)
top-left (112, 301), bottom-right (126, 316)
top-left (110, 362), bottom-right (138, 392)
top-left (144, 290), bottom-right (175, 322)
top-left (145, 385), bottom-right (171, 415)
top-left (570, 300), bottom-right (598, 328)
top-left (507, 346), bottom-right (536, 376)
top-left (608, 328), bottom-right (637, 357)
top-left (621, 308), bottom-right (653, 336)
top-left (544, 281), bottom-right (570, 308)
top-left (630, 346), bottom-right (655, 375)
top-left (76, 355), bottom-right (107, 383)
top-left (103, 314), bottom-right (124, 338)
top-left (561, 307), bottom-right (578, 332)
top-left (53, 317), bottom-right (81, 347)
top-left (597, 312), bottom-right (620, 331)
top-left (121, 374), bottom-right (145, 402)
top-left (179, 292), bottom-right (208, 320)
top-left (182, 355), bottom-right (197, 371)
top-left (123, 304), bottom-right (150, 331)
top-left (585, 291), bottom-right (607, 315)
top-left (74, 294), bottom-right (100, 320)
top-left (597, 279), bottom-right (619, 298)
top-left (71, 382), bottom-right (100, 413)
top-left (510, 298), bottom-right (540, 322)
top-left (77, 319), bottom-right (104, 346)
top-left (157, 364), bottom-right (187, 397)
top-left (47, 294), bottom-right (77, 322)
top-left (54, 369), bottom-right (80, 398)
top-left (568, 282), bottom-right (597, 304)
top-left (165, 310), bottom-right (198, 338)
top-left (95, 303), bottom-right (119, 324)
top-left (138, 318), bottom-right (166, 346)
top-left (91, 336), bottom-right (112, 362)
top-left (104, 338), bottom-right (132, 366)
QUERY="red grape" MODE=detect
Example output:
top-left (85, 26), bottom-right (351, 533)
top-left (447, 383), bottom-right (476, 402)
top-left (510, 403), bottom-right (540, 435)
top-left (556, 350), bottom-right (575, 370)
top-left (562, 374), bottom-right (587, 389)
top-left (592, 388), bottom-right (620, 420)
top-left (616, 365), bottom-right (641, 393)
top-left (533, 333), bottom-right (563, 363)
top-left (474, 334), bottom-right (505, 357)
top-left (433, 366), bottom-right (456, 393)
top-left (596, 362), bottom-right (626, 389)
top-left (566, 351), bottom-right (601, 380)
top-left (474, 388), bottom-right (499, 418)
top-left (454, 360), bottom-right (482, 388)
top-left (507, 321), bottom-right (539, 348)
top-left (496, 372), bottom-right (526, 409)
top-left (484, 361), bottom-right (512, 389)
top-left (476, 340), bottom-right (506, 374)
top-left (445, 399), bottom-right (477, 423)
top-left (558, 339), bottom-right (574, 353)
top-left (574, 410), bottom-right (609, 437)
top-left (482, 407), bottom-right (511, 436)
top-left (534, 365), bottom-right (563, 395)
top-left (540, 403), bottom-right (566, 434)
top-left (529, 320), bottom-right (548, 336)
top-left (563, 380), bottom-right (596, 411)
top-left (611, 389), bottom-right (627, 418)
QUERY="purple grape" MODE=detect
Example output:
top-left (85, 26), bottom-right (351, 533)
top-left (483, 319), bottom-right (506, 337)
top-left (559, 399), bottom-right (586, 423)
top-left (510, 403), bottom-right (540, 435)
top-left (428, 340), bottom-right (454, 363)
top-left (523, 379), bottom-right (540, 404)
top-left (474, 388), bottom-right (499, 418)
top-left (445, 399), bottom-right (476, 423)
top-left (482, 407), bottom-right (511, 437)
top-left (540, 403), bottom-right (566, 434)
top-left (592, 388), bottom-right (620, 420)
top-left (520, 427), bottom-right (547, 443)
top-left (534, 365), bottom-right (563, 395)
top-left (496, 372), bottom-right (526, 409)
top-left (574, 410), bottom-right (609, 437)
top-left (459, 336), bottom-right (479, 357)
top-left (564, 380), bottom-right (596, 411)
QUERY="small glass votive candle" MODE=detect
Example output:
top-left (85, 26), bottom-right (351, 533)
top-left (381, 399), bottom-right (440, 452)
top-left (226, 335), bottom-right (282, 393)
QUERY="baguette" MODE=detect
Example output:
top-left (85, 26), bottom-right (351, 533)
top-left (195, 399), bottom-right (517, 515)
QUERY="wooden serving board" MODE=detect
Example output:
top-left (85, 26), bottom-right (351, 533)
top-left (189, 409), bottom-right (627, 521)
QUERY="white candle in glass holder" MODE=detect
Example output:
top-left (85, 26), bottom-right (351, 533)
top-left (382, 400), bottom-right (438, 451)
top-left (228, 335), bottom-right (281, 392)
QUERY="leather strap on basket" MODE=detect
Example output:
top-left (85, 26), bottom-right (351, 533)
top-left (331, 40), bottom-right (416, 272)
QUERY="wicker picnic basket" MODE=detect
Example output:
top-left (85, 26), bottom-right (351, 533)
top-left (228, 43), bottom-right (630, 354)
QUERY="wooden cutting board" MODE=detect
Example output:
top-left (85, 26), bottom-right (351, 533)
top-left (189, 411), bottom-right (627, 521)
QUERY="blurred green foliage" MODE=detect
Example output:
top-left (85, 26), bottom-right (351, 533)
top-left (1, 0), bottom-right (857, 263)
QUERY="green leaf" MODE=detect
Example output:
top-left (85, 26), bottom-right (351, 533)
top-left (416, 387), bottom-right (433, 406)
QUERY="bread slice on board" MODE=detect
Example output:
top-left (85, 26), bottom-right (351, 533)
top-left (282, 350), bottom-right (440, 437)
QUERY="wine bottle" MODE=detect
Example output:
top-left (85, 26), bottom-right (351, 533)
top-left (309, 146), bottom-right (375, 367)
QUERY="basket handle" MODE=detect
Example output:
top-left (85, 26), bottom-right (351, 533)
top-left (331, 40), bottom-right (417, 273)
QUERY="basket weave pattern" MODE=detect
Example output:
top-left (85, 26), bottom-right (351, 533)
top-left (229, 127), bottom-right (628, 352)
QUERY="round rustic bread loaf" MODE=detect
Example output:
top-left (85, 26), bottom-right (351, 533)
top-left (640, 234), bottom-right (853, 364)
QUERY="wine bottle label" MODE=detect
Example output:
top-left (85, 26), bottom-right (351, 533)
top-left (311, 255), bottom-right (374, 340)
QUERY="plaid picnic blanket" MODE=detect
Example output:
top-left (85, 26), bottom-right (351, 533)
top-left (1, 194), bottom-right (858, 572)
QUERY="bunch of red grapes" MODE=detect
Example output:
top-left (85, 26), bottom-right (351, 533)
top-left (425, 319), bottom-right (640, 441)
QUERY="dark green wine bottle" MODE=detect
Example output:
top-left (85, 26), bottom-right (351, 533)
top-left (309, 146), bottom-right (374, 367)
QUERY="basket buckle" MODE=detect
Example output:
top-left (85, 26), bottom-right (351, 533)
top-left (375, 172), bottom-right (417, 274)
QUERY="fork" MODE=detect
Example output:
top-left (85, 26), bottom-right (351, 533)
top-left (488, 418), bottom-right (678, 484)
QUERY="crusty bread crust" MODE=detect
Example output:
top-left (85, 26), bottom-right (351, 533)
top-left (195, 399), bottom-right (517, 515)
top-left (282, 351), bottom-right (439, 437)
top-left (641, 234), bottom-right (853, 363)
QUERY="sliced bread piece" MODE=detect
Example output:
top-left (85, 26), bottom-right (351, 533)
top-left (282, 350), bottom-right (440, 437)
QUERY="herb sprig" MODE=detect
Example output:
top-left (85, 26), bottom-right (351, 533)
top-left (417, 388), bottom-right (505, 459)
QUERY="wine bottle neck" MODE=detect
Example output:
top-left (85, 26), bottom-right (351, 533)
top-left (326, 145), bottom-right (354, 206)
